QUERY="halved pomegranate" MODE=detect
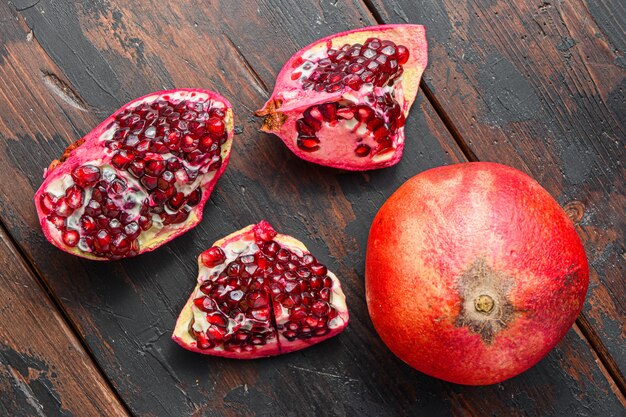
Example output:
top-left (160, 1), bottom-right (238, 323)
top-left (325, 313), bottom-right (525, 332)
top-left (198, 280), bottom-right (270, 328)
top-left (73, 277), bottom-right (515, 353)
top-left (172, 221), bottom-right (349, 358)
top-left (255, 24), bottom-right (427, 170)
top-left (34, 89), bottom-right (234, 260)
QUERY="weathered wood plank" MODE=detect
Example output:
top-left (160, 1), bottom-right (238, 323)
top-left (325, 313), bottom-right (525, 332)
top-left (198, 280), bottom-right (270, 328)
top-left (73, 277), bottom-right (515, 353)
top-left (0, 0), bottom-right (623, 415)
top-left (369, 0), bottom-right (626, 377)
top-left (0, 224), bottom-right (130, 416)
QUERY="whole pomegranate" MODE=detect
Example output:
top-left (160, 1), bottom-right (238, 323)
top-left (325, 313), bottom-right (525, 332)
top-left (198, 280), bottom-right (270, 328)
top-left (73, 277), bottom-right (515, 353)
top-left (172, 221), bottom-right (349, 358)
top-left (365, 162), bottom-right (588, 385)
top-left (256, 24), bottom-right (427, 170)
top-left (34, 89), bottom-right (234, 260)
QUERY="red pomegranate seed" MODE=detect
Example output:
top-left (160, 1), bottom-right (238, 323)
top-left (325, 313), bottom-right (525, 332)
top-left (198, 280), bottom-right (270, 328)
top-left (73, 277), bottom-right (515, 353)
top-left (72, 165), bottom-right (100, 187)
top-left (111, 150), bottom-right (134, 169)
top-left (124, 222), bottom-right (140, 239)
top-left (40, 193), bottom-right (58, 215)
top-left (207, 313), bottom-right (227, 327)
top-left (157, 171), bottom-right (174, 190)
top-left (164, 131), bottom-right (182, 151)
top-left (207, 117), bottom-right (225, 135)
top-left (55, 198), bottom-right (73, 217)
top-left (373, 126), bottom-right (390, 141)
top-left (336, 106), bottom-right (355, 119)
top-left (47, 214), bottom-right (66, 229)
top-left (62, 230), bottom-right (79, 247)
top-left (181, 135), bottom-right (198, 152)
top-left (380, 45), bottom-right (396, 56)
top-left (94, 229), bottom-right (111, 252)
top-left (396, 45), bottom-right (409, 64)
top-left (80, 215), bottom-right (97, 234)
top-left (355, 144), bottom-right (371, 157)
top-left (112, 233), bottom-right (131, 255)
top-left (65, 184), bottom-right (83, 209)
top-left (311, 264), bottom-right (328, 276)
top-left (198, 135), bottom-right (214, 152)
top-left (201, 247), bottom-right (226, 267)
top-left (249, 291), bottom-right (269, 308)
top-left (343, 74), bottom-right (363, 90)
top-left (196, 332), bottom-right (212, 349)
top-left (302, 107), bottom-right (323, 130)
top-left (145, 159), bottom-right (165, 176)
top-left (262, 241), bottom-right (279, 255)
top-left (186, 188), bottom-right (202, 206)
top-left (108, 179), bottom-right (127, 195)
top-left (194, 297), bottom-right (213, 312)
top-left (291, 56), bottom-right (305, 68)
top-left (360, 71), bottom-right (374, 83)
top-left (296, 120), bottom-right (316, 137)
top-left (167, 192), bottom-right (185, 210)
top-left (297, 137), bottom-right (320, 151)
top-left (140, 175), bottom-right (158, 190)
top-left (355, 105), bottom-right (375, 122)
top-left (152, 190), bottom-right (169, 204)
top-left (166, 158), bottom-right (182, 171)
top-left (129, 160), bottom-right (145, 178)
top-left (362, 48), bottom-right (376, 59)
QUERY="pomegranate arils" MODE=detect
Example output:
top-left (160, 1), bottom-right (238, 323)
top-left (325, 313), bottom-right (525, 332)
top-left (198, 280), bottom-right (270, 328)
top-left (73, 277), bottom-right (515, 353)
top-left (174, 222), bottom-right (348, 358)
top-left (299, 37), bottom-right (409, 93)
top-left (36, 90), bottom-right (233, 260)
top-left (296, 93), bottom-right (404, 156)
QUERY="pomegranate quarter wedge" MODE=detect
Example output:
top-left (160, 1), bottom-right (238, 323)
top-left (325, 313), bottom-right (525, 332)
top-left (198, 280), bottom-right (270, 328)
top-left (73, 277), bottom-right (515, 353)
top-left (34, 89), bottom-right (234, 260)
top-left (256, 24), bottom-right (427, 171)
top-left (172, 221), bottom-right (349, 358)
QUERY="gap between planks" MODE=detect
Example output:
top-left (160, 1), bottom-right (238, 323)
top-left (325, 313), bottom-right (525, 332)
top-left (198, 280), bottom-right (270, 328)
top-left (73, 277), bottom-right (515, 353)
top-left (360, 0), bottom-right (626, 399)
top-left (0, 217), bottom-right (135, 416)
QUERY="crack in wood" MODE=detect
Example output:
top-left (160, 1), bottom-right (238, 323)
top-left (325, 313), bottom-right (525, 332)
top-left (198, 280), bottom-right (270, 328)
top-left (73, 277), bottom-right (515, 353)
top-left (223, 33), bottom-right (270, 97)
top-left (41, 72), bottom-right (88, 111)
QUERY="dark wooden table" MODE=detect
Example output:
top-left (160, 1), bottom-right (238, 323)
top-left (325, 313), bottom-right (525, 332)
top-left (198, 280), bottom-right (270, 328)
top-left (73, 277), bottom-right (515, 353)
top-left (0, 1), bottom-right (624, 416)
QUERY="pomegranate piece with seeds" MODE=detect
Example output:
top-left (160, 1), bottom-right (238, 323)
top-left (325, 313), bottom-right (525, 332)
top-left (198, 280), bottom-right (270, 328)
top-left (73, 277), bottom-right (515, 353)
top-left (172, 221), bottom-right (349, 358)
top-left (255, 25), bottom-right (427, 171)
top-left (34, 89), bottom-right (234, 260)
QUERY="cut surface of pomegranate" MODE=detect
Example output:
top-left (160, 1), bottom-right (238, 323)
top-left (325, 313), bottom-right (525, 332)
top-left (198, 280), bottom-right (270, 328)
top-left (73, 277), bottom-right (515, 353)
top-left (255, 25), bottom-right (427, 171)
top-left (172, 221), bottom-right (349, 358)
top-left (34, 89), bottom-right (234, 260)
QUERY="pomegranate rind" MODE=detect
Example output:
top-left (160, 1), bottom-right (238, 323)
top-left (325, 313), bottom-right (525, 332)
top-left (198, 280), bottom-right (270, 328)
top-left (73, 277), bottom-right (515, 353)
top-left (257, 24), bottom-right (427, 171)
top-left (34, 89), bottom-right (234, 260)
top-left (172, 222), bottom-right (349, 359)
top-left (365, 162), bottom-right (589, 385)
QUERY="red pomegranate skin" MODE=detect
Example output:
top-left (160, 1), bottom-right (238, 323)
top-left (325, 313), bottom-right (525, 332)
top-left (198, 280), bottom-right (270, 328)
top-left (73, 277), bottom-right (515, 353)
top-left (365, 162), bottom-right (589, 385)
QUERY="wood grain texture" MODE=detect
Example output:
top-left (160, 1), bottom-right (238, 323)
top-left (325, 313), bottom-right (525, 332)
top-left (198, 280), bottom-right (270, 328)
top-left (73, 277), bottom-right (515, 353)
top-left (369, 0), bottom-right (626, 376)
top-left (0, 0), bottom-right (623, 415)
top-left (0, 224), bottom-right (130, 416)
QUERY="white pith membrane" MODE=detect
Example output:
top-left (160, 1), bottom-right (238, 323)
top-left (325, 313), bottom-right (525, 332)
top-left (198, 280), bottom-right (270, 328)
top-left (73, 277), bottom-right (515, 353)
top-left (38, 90), bottom-right (233, 259)
top-left (173, 223), bottom-right (349, 358)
